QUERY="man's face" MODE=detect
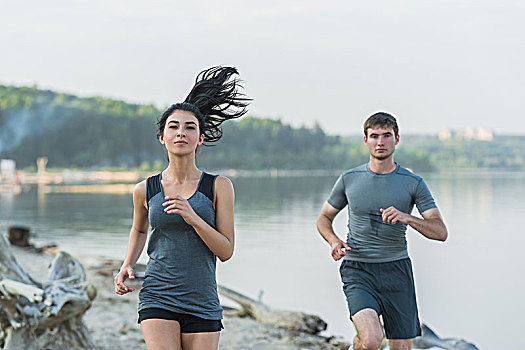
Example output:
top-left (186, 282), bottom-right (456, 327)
top-left (364, 126), bottom-right (399, 160)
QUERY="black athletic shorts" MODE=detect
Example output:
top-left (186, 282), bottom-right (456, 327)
top-left (138, 308), bottom-right (223, 333)
top-left (340, 258), bottom-right (421, 339)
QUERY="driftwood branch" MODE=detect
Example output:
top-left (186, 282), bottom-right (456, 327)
top-left (413, 323), bottom-right (479, 350)
top-left (218, 285), bottom-right (327, 334)
top-left (0, 234), bottom-right (97, 350)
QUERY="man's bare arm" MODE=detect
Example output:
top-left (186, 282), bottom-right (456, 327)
top-left (317, 201), bottom-right (350, 260)
top-left (380, 207), bottom-right (448, 242)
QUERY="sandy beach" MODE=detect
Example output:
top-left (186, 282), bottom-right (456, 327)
top-left (9, 245), bottom-right (350, 350)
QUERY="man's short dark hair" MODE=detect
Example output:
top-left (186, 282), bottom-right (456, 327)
top-left (363, 112), bottom-right (399, 137)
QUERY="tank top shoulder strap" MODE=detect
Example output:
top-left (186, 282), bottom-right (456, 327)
top-left (146, 173), bottom-right (162, 203)
top-left (198, 172), bottom-right (218, 203)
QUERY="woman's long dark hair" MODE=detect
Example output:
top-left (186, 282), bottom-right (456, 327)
top-left (157, 66), bottom-right (251, 144)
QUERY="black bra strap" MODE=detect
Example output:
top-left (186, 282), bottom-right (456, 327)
top-left (146, 173), bottom-right (162, 203)
top-left (198, 173), bottom-right (218, 203)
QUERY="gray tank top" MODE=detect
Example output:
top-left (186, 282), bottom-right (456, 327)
top-left (138, 171), bottom-right (223, 320)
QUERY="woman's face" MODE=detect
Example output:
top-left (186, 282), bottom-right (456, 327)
top-left (158, 110), bottom-right (204, 155)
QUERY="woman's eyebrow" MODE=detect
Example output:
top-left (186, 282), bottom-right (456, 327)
top-left (167, 121), bottom-right (197, 125)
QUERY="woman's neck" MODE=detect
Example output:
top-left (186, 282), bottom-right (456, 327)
top-left (164, 154), bottom-right (200, 182)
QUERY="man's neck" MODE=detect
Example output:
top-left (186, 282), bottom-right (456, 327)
top-left (368, 157), bottom-right (396, 174)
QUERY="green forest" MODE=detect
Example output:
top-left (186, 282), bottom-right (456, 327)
top-left (1, 84), bottom-right (523, 172)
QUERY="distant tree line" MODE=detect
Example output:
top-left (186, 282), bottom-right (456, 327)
top-left (4, 84), bottom-right (521, 172)
top-left (399, 134), bottom-right (525, 170)
top-left (0, 85), bottom-right (159, 168)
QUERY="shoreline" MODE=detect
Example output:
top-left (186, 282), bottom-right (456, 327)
top-left (10, 166), bottom-right (523, 183)
top-left (5, 167), bottom-right (523, 196)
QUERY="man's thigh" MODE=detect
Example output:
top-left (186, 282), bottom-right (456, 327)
top-left (340, 260), bottom-right (382, 316)
top-left (351, 308), bottom-right (383, 341)
top-left (379, 258), bottom-right (421, 339)
top-left (341, 258), bottom-right (421, 341)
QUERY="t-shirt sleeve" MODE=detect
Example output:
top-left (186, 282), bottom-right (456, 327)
top-left (414, 179), bottom-right (437, 214)
top-left (327, 174), bottom-right (348, 210)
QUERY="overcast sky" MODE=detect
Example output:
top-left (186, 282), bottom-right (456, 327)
top-left (1, 0), bottom-right (523, 135)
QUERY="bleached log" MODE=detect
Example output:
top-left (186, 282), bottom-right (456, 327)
top-left (0, 236), bottom-right (40, 287)
top-left (0, 279), bottom-right (44, 303)
top-left (218, 285), bottom-right (327, 334)
top-left (0, 234), bottom-right (97, 350)
top-left (413, 323), bottom-right (479, 350)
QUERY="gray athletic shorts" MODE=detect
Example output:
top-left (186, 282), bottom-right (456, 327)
top-left (340, 258), bottom-right (421, 339)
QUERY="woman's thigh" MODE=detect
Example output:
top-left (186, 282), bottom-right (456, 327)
top-left (181, 331), bottom-right (220, 350)
top-left (141, 319), bottom-right (181, 350)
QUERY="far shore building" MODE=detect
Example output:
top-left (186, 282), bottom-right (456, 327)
top-left (438, 128), bottom-right (494, 141)
top-left (1, 159), bottom-right (16, 182)
top-left (0, 159), bottom-right (21, 194)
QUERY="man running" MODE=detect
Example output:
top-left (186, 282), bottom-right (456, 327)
top-left (316, 112), bottom-right (448, 350)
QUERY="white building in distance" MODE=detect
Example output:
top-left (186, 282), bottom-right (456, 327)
top-left (438, 128), bottom-right (494, 141)
top-left (0, 159), bottom-right (16, 181)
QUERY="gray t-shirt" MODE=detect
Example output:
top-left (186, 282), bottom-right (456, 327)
top-left (327, 163), bottom-right (437, 263)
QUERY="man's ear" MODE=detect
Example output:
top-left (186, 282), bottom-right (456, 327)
top-left (395, 134), bottom-right (400, 145)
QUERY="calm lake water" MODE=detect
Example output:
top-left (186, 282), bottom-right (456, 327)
top-left (1, 170), bottom-right (522, 349)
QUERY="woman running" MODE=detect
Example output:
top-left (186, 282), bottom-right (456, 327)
top-left (114, 66), bottom-right (250, 350)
